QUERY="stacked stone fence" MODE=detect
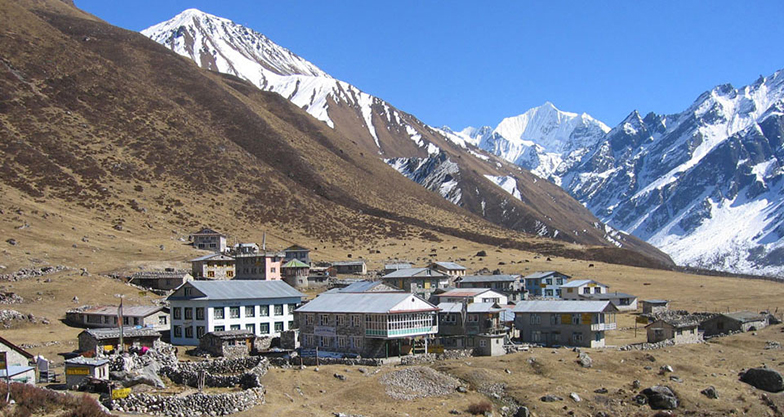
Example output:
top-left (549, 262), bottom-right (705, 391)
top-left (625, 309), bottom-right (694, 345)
top-left (109, 387), bottom-right (265, 416)
top-left (160, 357), bottom-right (269, 389)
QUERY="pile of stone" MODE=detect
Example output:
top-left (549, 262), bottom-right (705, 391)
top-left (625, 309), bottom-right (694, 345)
top-left (619, 339), bottom-right (676, 351)
top-left (0, 309), bottom-right (47, 328)
top-left (0, 265), bottom-right (69, 282)
top-left (110, 387), bottom-right (265, 416)
top-left (379, 367), bottom-right (461, 400)
top-left (0, 292), bottom-right (23, 304)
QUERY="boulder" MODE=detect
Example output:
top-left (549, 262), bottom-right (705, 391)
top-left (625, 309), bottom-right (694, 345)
top-left (514, 406), bottom-right (530, 417)
top-left (739, 367), bottom-right (784, 392)
top-left (639, 386), bottom-right (678, 410)
top-left (701, 386), bottom-right (719, 399)
top-left (540, 394), bottom-right (563, 402)
top-left (578, 352), bottom-right (592, 368)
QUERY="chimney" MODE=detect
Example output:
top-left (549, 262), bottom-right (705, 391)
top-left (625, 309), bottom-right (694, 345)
top-left (262, 232), bottom-right (266, 251)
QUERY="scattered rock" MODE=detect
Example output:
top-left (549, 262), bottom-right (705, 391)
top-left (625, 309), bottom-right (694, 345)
top-left (505, 368), bottom-right (512, 374)
top-left (632, 380), bottom-right (641, 389)
top-left (578, 352), bottom-right (593, 368)
top-left (540, 395), bottom-right (563, 402)
top-left (456, 386), bottom-right (468, 393)
top-left (701, 386), bottom-right (719, 399)
top-left (659, 365), bottom-right (674, 375)
top-left (5, 239), bottom-right (16, 246)
top-left (739, 367), bottom-right (784, 392)
top-left (380, 367), bottom-right (461, 400)
top-left (593, 388), bottom-right (608, 394)
top-left (475, 250), bottom-right (487, 257)
top-left (334, 373), bottom-right (347, 381)
top-left (569, 392), bottom-right (581, 402)
top-left (514, 406), bottom-right (530, 417)
top-left (639, 386), bottom-right (679, 410)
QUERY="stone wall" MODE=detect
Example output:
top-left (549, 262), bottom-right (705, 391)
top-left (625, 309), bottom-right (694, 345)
top-left (161, 356), bottom-right (269, 389)
top-left (110, 387), bottom-right (264, 416)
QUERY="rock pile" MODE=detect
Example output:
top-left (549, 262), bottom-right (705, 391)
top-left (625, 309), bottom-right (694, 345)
top-left (619, 339), bottom-right (676, 351)
top-left (161, 356), bottom-right (269, 389)
top-left (380, 367), bottom-right (461, 400)
top-left (0, 265), bottom-right (69, 281)
top-left (0, 292), bottom-right (23, 304)
top-left (0, 309), bottom-right (47, 328)
top-left (110, 387), bottom-right (265, 416)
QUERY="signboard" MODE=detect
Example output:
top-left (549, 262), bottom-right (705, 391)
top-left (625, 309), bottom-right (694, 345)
top-left (561, 314), bottom-right (572, 324)
top-left (539, 284), bottom-right (547, 288)
top-left (635, 316), bottom-right (649, 324)
top-left (103, 345), bottom-right (115, 352)
top-left (0, 352), bottom-right (6, 371)
top-left (427, 345), bottom-right (445, 354)
top-left (588, 283), bottom-right (597, 287)
top-left (112, 388), bottom-right (131, 400)
top-left (314, 326), bottom-right (336, 337)
top-left (138, 291), bottom-right (147, 296)
top-left (66, 367), bottom-right (90, 376)
top-left (581, 313), bottom-right (593, 325)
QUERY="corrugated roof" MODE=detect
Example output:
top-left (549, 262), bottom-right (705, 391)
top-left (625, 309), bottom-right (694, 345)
top-left (171, 280), bottom-right (305, 301)
top-left (524, 271), bottom-right (570, 279)
top-left (82, 327), bottom-right (162, 340)
top-left (282, 259), bottom-right (309, 268)
top-left (459, 275), bottom-right (520, 283)
top-left (192, 228), bottom-right (224, 236)
top-left (0, 336), bottom-right (33, 360)
top-left (384, 263), bottom-right (412, 270)
top-left (580, 293), bottom-right (637, 301)
top-left (723, 311), bottom-right (767, 323)
top-left (643, 300), bottom-right (668, 304)
top-left (560, 279), bottom-right (607, 288)
top-left (284, 245), bottom-right (310, 251)
top-left (336, 280), bottom-right (402, 293)
top-left (131, 270), bottom-right (191, 280)
top-left (512, 300), bottom-right (617, 313)
top-left (433, 262), bottom-right (466, 270)
top-left (295, 293), bottom-right (437, 314)
top-left (438, 302), bottom-right (502, 313)
top-left (382, 267), bottom-right (447, 279)
top-left (78, 305), bottom-right (166, 317)
top-left (332, 261), bottom-right (366, 267)
top-left (191, 253), bottom-right (234, 262)
top-left (0, 366), bottom-right (34, 378)
top-left (435, 288), bottom-right (497, 298)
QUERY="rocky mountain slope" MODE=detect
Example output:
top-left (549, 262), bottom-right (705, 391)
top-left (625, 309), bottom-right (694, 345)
top-left (0, 0), bottom-right (672, 269)
top-left (141, 9), bottom-right (670, 265)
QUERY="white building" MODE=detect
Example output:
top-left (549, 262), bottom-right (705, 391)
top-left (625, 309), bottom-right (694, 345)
top-left (560, 280), bottom-right (609, 300)
top-left (167, 280), bottom-right (305, 346)
top-left (433, 288), bottom-right (509, 305)
top-left (191, 228), bottom-right (227, 253)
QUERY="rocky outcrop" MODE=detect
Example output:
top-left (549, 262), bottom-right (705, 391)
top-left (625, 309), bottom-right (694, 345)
top-left (740, 367), bottom-right (784, 392)
top-left (637, 385), bottom-right (679, 410)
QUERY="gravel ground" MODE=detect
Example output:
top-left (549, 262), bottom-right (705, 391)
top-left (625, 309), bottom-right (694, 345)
top-left (379, 367), bottom-right (460, 400)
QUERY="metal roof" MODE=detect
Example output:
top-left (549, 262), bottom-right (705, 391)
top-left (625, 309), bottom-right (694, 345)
top-left (65, 357), bottom-right (110, 366)
top-left (335, 280), bottom-right (402, 293)
top-left (434, 288), bottom-right (501, 298)
top-left (560, 279), bottom-right (607, 288)
top-left (170, 280), bottom-right (305, 301)
top-left (284, 245), bottom-right (310, 251)
top-left (580, 292), bottom-right (637, 301)
top-left (208, 330), bottom-right (255, 338)
top-left (722, 311), bottom-right (767, 323)
top-left (642, 299), bottom-right (668, 304)
top-left (282, 259), bottom-right (309, 268)
top-left (438, 302), bottom-right (502, 313)
top-left (75, 305), bottom-right (166, 317)
top-left (512, 300), bottom-right (617, 313)
top-left (192, 228), bottom-right (225, 236)
top-left (459, 275), bottom-right (520, 283)
top-left (191, 253), bottom-right (234, 262)
top-left (332, 261), bottom-right (366, 267)
top-left (647, 317), bottom-right (700, 328)
top-left (295, 293), bottom-right (438, 314)
top-left (382, 267), bottom-right (448, 279)
top-left (433, 262), bottom-right (466, 270)
top-left (384, 263), bottom-right (413, 270)
top-left (82, 327), bottom-right (162, 340)
top-left (524, 271), bottom-right (571, 279)
top-left (0, 366), bottom-right (34, 378)
top-left (131, 270), bottom-right (191, 280)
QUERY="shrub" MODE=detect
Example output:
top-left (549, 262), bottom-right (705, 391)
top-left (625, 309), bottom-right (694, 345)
top-left (468, 400), bottom-right (492, 415)
top-left (0, 383), bottom-right (109, 417)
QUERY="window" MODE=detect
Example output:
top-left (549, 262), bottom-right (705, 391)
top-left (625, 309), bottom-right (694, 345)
top-left (318, 336), bottom-right (333, 348)
top-left (173, 307), bottom-right (182, 320)
top-left (245, 306), bottom-right (255, 317)
top-left (185, 326), bottom-right (193, 338)
top-left (305, 314), bottom-right (314, 326)
top-left (352, 337), bottom-right (363, 349)
top-left (246, 323), bottom-right (256, 333)
top-left (572, 333), bottom-right (583, 343)
top-left (184, 308), bottom-right (193, 320)
top-left (441, 314), bottom-right (456, 324)
top-left (274, 305), bottom-right (284, 316)
top-left (260, 305), bottom-right (269, 316)
top-left (288, 320), bottom-right (294, 329)
top-left (467, 314), bottom-right (478, 322)
top-left (133, 317), bottom-right (140, 325)
top-left (556, 279), bottom-right (563, 285)
top-left (479, 339), bottom-right (487, 347)
top-left (214, 307), bottom-right (224, 320)
top-left (275, 322), bottom-right (284, 332)
top-left (530, 314), bottom-right (541, 325)
top-left (337, 315), bottom-right (347, 326)
top-left (227, 271), bottom-right (234, 278)
top-left (271, 267), bottom-right (276, 273)
top-left (567, 288), bottom-right (574, 293)
top-left (583, 287), bottom-right (590, 294)
top-left (550, 314), bottom-right (560, 325)
top-left (338, 336), bottom-right (348, 348)
top-left (213, 325), bottom-right (225, 332)
top-left (197, 326), bottom-right (205, 338)
top-left (230, 307), bottom-right (240, 319)
top-left (545, 278), bottom-right (552, 285)
top-left (260, 323), bottom-right (270, 334)
top-left (320, 314), bottom-right (330, 326)
top-left (594, 287), bottom-right (601, 294)
top-left (184, 287), bottom-right (192, 296)
top-left (196, 308), bottom-right (204, 320)
top-left (288, 304), bottom-right (295, 314)
top-left (207, 271), bottom-right (215, 278)
top-left (303, 334), bottom-right (314, 347)
top-left (173, 325), bottom-right (182, 337)
top-left (230, 324), bottom-right (241, 330)
top-left (159, 316), bottom-right (167, 325)
top-left (553, 332), bottom-right (560, 343)
top-left (545, 289), bottom-right (553, 297)
top-left (351, 315), bottom-right (361, 327)
top-left (532, 331), bottom-right (541, 342)
top-left (571, 314), bottom-right (581, 325)
top-left (123, 317), bottom-right (130, 325)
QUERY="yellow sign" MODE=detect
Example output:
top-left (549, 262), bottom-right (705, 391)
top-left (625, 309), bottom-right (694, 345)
top-left (581, 313), bottom-right (592, 324)
top-left (103, 345), bottom-right (115, 352)
top-left (561, 314), bottom-right (572, 324)
top-left (138, 291), bottom-right (147, 296)
top-left (427, 345), bottom-right (445, 354)
top-left (588, 283), bottom-right (597, 287)
top-left (0, 352), bottom-right (6, 371)
top-left (112, 388), bottom-right (131, 400)
top-left (540, 284), bottom-right (546, 288)
top-left (66, 367), bottom-right (90, 376)
top-left (635, 316), bottom-right (648, 324)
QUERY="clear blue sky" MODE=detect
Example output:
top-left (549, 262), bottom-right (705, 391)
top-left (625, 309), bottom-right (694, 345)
top-left (75, 1), bottom-right (784, 129)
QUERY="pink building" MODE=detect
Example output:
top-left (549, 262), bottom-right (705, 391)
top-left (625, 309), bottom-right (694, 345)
top-left (233, 252), bottom-right (284, 280)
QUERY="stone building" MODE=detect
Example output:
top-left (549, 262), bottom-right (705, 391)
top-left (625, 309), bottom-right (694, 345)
top-left (77, 327), bottom-right (162, 355)
top-left (642, 300), bottom-right (669, 315)
top-left (66, 305), bottom-right (169, 330)
top-left (284, 245), bottom-right (311, 265)
top-left (513, 300), bottom-right (617, 348)
top-left (381, 267), bottom-right (450, 300)
top-left (0, 336), bottom-right (36, 384)
top-left (579, 292), bottom-right (639, 312)
top-left (191, 253), bottom-right (235, 280)
top-left (524, 271), bottom-right (571, 298)
top-left (281, 259), bottom-right (310, 289)
top-left (65, 357), bottom-right (109, 389)
top-left (129, 269), bottom-right (193, 291)
top-left (191, 228), bottom-right (227, 253)
top-left (436, 302), bottom-right (507, 356)
top-left (646, 317), bottom-right (703, 344)
top-left (433, 288), bottom-right (509, 305)
top-left (331, 261), bottom-right (367, 275)
top-left (457, 275), bottom-right (526, 303)
top-left (701, 311), bottom-right (769, 337)
top-left (560, 280), bottom-right (610, 300)
top-left (430, 262), bottom-right (466, 284)
top-left (167, 280), bottom-right (304, 346)
top-left (295, 292), bottom-right (439, 358)
top-left (199, 330), bottom-right (256, 358)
